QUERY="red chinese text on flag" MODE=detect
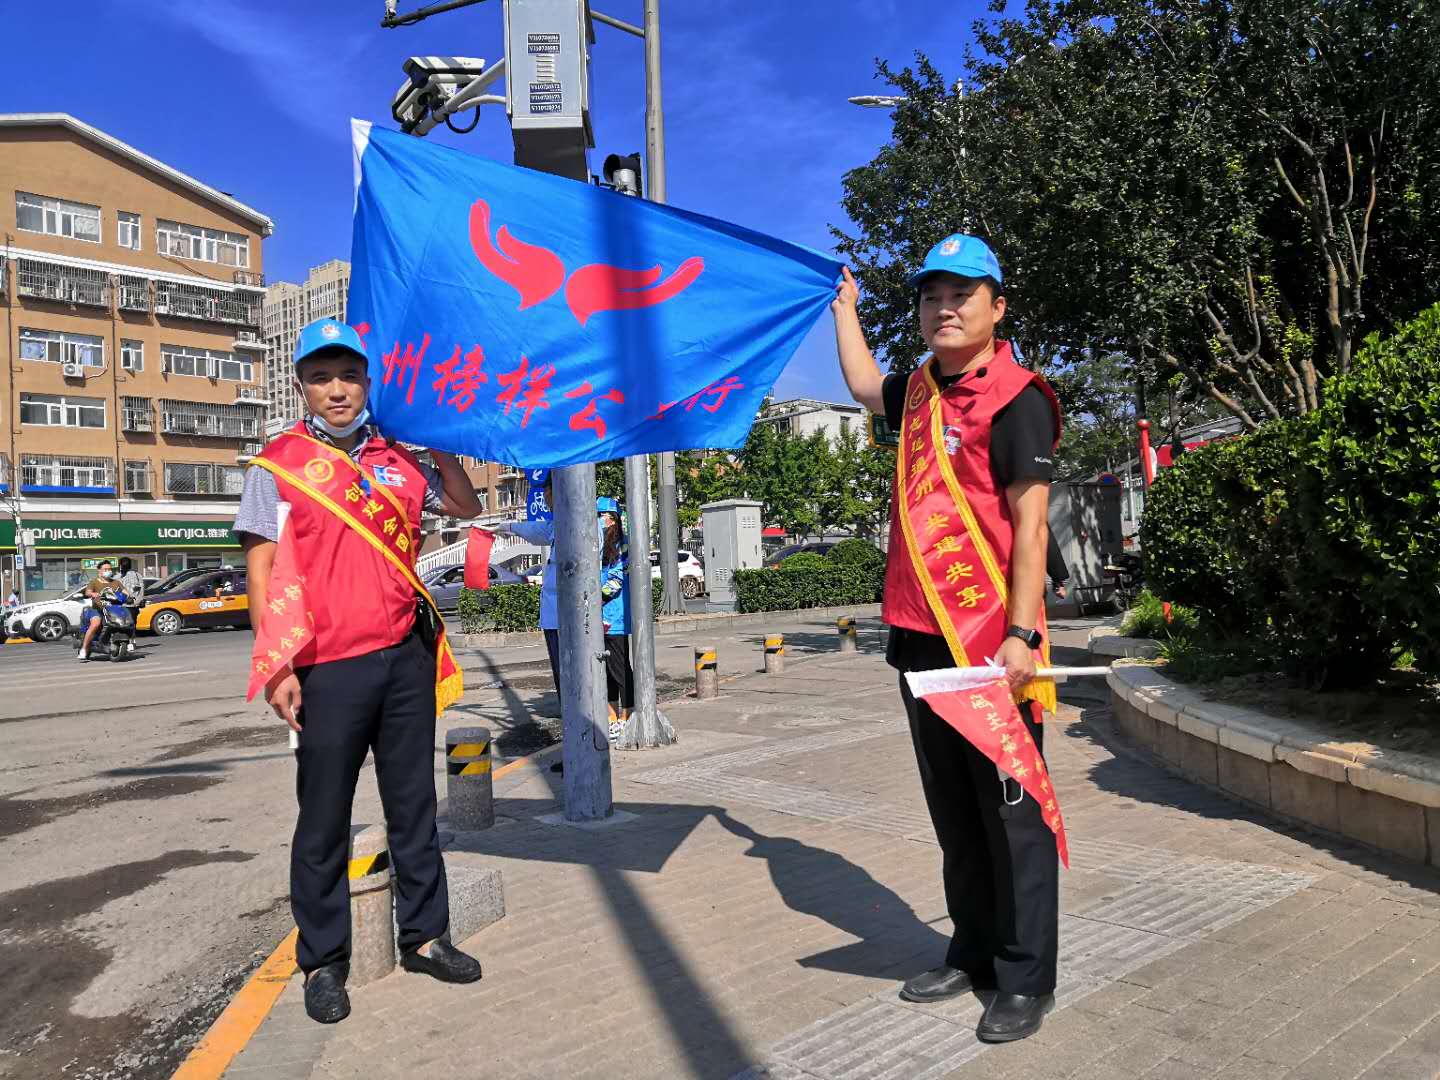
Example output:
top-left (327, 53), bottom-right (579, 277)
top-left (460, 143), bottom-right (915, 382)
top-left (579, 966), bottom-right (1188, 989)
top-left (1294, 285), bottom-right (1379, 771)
top-left (245, 529), bottom-right (317, 702)
top-left (910, 672), bottom-right (1070, 868)
top-left (464, 527), bottom-right (495, 590)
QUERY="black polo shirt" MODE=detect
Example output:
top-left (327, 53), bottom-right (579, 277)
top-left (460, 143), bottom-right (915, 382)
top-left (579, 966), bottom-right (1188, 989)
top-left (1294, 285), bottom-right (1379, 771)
top-left (881, 361), bottom-right (1056, 671)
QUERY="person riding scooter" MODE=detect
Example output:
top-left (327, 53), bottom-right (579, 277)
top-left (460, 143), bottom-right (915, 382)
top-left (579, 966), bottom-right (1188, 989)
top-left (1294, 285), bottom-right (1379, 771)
top-left (77, 560), bottom-right (136, 662)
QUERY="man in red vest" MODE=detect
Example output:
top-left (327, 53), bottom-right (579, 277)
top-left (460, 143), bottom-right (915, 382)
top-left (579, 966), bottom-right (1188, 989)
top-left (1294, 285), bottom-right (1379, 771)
top-left (832, 236), bottom-right (1062, 1042)
top-left (235, 319), bottom-right (484, 1024)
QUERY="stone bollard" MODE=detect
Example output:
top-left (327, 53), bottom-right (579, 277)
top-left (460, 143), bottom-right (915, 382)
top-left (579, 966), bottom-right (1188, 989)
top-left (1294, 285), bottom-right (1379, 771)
top-left (694, 645), bottom-right (719, 699)
top-left (446, 727), bottom-right (494, 832)
top-left (763, 633), bottom-right (784, 675)
top-left (348, 824), bottom-right (395, 987)
top-left (837, 615), bottom-right (857, 653)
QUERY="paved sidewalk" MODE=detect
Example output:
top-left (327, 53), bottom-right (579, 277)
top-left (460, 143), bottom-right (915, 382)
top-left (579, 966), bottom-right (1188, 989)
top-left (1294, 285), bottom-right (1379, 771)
top-left (227, 620), bottom-right (1440, 1080)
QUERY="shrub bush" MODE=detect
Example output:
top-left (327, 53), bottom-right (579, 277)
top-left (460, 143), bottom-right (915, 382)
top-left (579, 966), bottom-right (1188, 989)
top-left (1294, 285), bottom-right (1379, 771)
top-left (1119, 589), bottom-right (1198, 639)
top-left (779, 551), bottom-right (831, 571)
top-left (826, 538), bottom-right (885, 573)
top-left (458, 583), bottom-right (540, 633)
top-left (734, 562), bottom-right (884, 613)
top-left (1140, 302), bottom-right (1440, 688)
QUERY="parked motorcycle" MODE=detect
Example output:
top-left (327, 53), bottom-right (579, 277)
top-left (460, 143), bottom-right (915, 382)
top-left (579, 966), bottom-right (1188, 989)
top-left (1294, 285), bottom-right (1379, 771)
top-left (1103, 552), bottom-right (1144, 613)
top-left (73, 587), bottom-right (136, 662)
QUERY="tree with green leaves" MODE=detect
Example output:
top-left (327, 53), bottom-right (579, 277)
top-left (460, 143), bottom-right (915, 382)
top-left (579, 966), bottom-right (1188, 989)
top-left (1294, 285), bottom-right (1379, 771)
top-left (834, 0), bottom-right (1440, 430)
top-left (817, 424), bottom-right (893, 540)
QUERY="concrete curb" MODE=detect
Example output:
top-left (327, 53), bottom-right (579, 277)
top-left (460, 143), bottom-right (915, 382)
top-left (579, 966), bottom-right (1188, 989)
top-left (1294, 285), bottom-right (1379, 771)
top-left (448, 602), bottom-right (884, 649)
top-left (1087, 622), bottom-right (1162, 661)
top-left (1104, 658), bottom-right (1440, 868)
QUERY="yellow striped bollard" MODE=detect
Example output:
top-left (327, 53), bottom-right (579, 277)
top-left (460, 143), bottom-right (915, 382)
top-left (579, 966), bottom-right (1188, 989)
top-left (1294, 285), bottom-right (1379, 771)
top-left (837, 615), bottom-right (857, 653)
top-left (763, 633), bottom-right (784, 675)
top-left (694, 644), bottom-right (719, 699)
top-left (348, 823), bottom-right (396, 986)
top-left (446, 726), bottom-right (494, 832)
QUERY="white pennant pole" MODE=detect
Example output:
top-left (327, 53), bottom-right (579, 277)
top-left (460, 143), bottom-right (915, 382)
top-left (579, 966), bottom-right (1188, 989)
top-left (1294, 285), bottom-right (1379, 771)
top-left (905, 665), bottom-right (1110, 697)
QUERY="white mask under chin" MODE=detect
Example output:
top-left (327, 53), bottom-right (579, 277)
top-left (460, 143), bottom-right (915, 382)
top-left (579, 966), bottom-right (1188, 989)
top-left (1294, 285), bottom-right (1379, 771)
top-left (311, 407), bottom-right (370, 440)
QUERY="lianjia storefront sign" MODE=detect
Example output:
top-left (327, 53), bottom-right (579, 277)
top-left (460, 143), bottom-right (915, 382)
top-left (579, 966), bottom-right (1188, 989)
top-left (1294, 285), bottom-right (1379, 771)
top-left (0, 519), bottom-right (238, 550)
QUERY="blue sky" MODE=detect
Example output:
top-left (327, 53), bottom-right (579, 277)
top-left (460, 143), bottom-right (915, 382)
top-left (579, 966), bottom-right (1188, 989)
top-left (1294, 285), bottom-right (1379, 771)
top-left (10, 0), bottom-right (980, 401)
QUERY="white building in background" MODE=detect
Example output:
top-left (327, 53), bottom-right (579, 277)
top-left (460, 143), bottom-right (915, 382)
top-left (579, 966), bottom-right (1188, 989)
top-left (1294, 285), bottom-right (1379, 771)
top-left (755, 397), bottom-right (866, 442)
top-left (261, 259), bottom-right (350, 433)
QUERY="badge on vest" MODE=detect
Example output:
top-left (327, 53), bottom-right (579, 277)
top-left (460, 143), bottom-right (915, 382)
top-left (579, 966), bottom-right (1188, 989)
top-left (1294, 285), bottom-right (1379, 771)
top-left (371, 465), bottom-right (407, 487)
top-left (943, 423), bottom-right (963, 457)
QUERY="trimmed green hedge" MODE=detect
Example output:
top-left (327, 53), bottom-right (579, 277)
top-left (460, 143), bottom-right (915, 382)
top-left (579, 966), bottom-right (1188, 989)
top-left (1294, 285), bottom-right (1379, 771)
top-left (733, 563), bottom-right (884, 613)
top-left (456, 577), bottom-right (666, 633)
top-left (1141, 303), bottom-right (1440, 687)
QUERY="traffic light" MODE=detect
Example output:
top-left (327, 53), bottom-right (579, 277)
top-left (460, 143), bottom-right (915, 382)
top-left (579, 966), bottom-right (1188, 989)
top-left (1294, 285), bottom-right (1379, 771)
top-left (603, 152), bottom-right (643, 196)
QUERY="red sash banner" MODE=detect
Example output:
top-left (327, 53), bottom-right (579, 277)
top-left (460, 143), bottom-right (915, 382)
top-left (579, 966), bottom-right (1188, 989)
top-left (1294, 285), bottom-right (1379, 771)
top-left (464, 528), bottom-right (495, 589)
top-left (246, 435), bottom-right (464, 717)
top-left (907, 669), bottom-right (1070, 867)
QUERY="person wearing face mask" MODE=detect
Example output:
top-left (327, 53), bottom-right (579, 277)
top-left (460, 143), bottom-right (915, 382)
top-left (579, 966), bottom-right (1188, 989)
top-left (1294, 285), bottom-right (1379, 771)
top-left (77, 559), bottom-right (117, 662)
top-left (233, 319), bottom-right (485, 1025)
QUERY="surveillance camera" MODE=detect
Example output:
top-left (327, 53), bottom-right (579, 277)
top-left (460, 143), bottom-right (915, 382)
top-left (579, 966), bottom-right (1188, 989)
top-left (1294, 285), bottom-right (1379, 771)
top-left (402, 56), bottom-right (488, 84)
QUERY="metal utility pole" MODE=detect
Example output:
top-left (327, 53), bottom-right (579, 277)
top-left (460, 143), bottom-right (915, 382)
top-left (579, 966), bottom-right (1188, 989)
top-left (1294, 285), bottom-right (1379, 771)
top-left (643, 0), bottom-right (685, 616)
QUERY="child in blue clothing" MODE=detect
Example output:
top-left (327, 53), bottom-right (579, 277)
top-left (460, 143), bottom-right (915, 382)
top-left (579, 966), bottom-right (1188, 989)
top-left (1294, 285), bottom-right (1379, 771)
top-left (597, 499), bottom-right (634, 741)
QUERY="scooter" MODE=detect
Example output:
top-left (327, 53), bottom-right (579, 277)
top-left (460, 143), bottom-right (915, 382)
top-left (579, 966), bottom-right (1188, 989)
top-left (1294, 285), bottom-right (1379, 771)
top-left (73, 587), bottom-right (136, 662)
top-left (1103, 552), bottom-right (1145, 613)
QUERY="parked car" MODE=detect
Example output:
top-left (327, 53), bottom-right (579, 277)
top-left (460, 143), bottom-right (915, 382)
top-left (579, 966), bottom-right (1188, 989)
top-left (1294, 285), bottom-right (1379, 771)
top-left (137, 568), bottom-right (250, 635)
top-left (650, 550), bottom-right (705, 598)
top-left (6, 586), bottom-right (89, 642)
top-left (426, 563), bottom-right (525, 613)
top-left (763, 542), bottom-right (837, 567)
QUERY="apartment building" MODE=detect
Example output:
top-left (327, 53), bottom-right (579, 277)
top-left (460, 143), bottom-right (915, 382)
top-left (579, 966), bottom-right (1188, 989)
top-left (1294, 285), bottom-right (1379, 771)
top-left (261, 258), bottom-right (350, 432)
top-left (755, 397), bottom-right (866, 442)
top-left (0, 114), bottom-right (272, 599)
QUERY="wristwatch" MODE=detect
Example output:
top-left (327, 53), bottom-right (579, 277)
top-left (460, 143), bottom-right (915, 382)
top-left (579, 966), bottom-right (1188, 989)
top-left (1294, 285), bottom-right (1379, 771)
top-left (1006, 625), bottom-right (1043, 650)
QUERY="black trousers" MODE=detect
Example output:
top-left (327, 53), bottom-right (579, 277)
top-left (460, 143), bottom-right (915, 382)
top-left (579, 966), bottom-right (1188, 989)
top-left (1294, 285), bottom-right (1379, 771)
top-left (899, 675), bottom-right (1059, 995)
top-left (605, 634), bottom-right (634, 709)
top-left (291, 632), bottom-right (449, 973)
top-left (543, 628), bottom-right (560, 692)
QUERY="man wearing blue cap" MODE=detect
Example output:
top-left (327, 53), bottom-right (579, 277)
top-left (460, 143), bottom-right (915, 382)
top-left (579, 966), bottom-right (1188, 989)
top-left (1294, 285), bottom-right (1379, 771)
top-left (235, 318), bottom-right (485, 1024)
top-left (831, 236), bottom-right (1063, 1042)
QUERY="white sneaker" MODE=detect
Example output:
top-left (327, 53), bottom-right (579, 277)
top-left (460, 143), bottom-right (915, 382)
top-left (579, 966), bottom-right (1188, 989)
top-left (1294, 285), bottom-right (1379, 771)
top-left (77, 650), bottom-right (88, 662)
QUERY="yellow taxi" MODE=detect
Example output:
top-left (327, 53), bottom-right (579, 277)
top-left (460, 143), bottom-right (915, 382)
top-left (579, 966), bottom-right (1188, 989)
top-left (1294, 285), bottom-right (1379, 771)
top-left (137, 568), bottom-right (250, 635)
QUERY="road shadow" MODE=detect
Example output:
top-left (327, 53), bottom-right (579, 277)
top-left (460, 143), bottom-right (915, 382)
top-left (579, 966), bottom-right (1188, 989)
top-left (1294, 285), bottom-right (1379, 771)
top-left (1071, 704), bottom-right (1440, 897)
top-left (712, 809), bottom-right (947, 979)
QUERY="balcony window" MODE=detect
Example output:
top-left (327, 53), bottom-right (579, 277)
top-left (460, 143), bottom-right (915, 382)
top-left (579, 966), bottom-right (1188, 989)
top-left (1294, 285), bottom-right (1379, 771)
top-left (20, 393), bottom-right (106, 429)
top-left (153, 281), bottom-right (260, 327)
top-left (117, 211), bottom-right (142, 251)
top-left (21, 454), bottom-right (114, 493)
top-left (161, 345), bottom-right (252, 382)
top-left (161, 400), bottom-right (261, 440)
top-left (155, 219), bottom-right (249, 267)
top-left (165, 461), bottom-right (245, 496)
top-left (15, 258), bottom-right (110, 307)
top-left (16, 191), bottom-right (100, 243)
top-left (19, 328), bottom-right (104, 368)
top-left (117, 274), bottom-right (150, 312)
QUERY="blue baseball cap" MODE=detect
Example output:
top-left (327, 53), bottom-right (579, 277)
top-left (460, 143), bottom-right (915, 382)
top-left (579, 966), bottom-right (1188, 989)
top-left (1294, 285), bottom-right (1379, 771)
top-left (907, 233), bottom-right (1004, 290)
top-left (293, 318), bottom-right (367, 366)
top-left (596, 497), bottom-right (621, 515)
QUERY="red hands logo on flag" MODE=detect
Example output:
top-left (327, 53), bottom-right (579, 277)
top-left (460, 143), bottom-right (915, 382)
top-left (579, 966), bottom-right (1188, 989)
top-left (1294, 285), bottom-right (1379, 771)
top-left (467, 198), bottom-right (705, 326)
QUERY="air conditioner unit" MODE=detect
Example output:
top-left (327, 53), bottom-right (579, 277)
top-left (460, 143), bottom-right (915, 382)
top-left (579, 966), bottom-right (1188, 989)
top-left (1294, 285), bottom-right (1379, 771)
top-left (61, 362), bottom-right (84, 378)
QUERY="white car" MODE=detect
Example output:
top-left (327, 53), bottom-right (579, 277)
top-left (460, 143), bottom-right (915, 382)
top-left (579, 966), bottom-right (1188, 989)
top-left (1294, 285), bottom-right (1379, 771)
top-left (6, 587), bottom-right (89, 642)
top-left (650, 550), bottom-right (705, 598)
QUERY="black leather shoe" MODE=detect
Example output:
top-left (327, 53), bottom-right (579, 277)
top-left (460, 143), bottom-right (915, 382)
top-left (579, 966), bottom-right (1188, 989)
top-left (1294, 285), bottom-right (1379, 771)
top-left (303, 964), bottom-right (350, 1024)
top-left (976, 992), bottom-right (1054, 1042)
top-left (899, 965), bottom-right (976, 1003)
top-left (401, 937), bottom-right (482, 984)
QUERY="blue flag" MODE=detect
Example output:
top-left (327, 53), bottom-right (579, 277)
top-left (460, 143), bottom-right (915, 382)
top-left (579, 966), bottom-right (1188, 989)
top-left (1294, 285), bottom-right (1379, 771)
top-left (347, 121), bottom-right (841, 468)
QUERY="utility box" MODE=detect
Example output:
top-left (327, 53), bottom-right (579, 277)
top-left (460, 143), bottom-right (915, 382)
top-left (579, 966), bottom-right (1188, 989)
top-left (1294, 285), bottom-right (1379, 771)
top-left (503, 0), bottom-right (594, 181)
top-left (1047, 481), bottom-right (1124, 615)
top-left (700, 499), bottom-right (763, 612)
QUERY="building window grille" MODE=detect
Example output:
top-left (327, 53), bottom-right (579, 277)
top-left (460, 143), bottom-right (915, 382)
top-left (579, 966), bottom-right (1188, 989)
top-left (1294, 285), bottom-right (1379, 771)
top-left (153, 281), bottom-right (259, 327)
top-left (21, 454), bottom-right (113, 491)
top-left (15, 258), bottom-right (110, 307)
top-left (122, 396), bottom-right (154, 432)
top-left (16, 191), bottom-right (101, 243)
top-left (116, 274), bottom-right (150, 313)
top-left (161, 400), bottom-right (262, 440)
top-left (165, 461), bottom-right (245, 496)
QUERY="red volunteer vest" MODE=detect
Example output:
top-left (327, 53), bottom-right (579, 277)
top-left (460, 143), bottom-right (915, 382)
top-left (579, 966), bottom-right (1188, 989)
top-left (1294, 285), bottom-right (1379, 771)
top-left (259, 424), bottom-right (426, 665)
top-left (882, 342), bottom-right (1062, 709)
